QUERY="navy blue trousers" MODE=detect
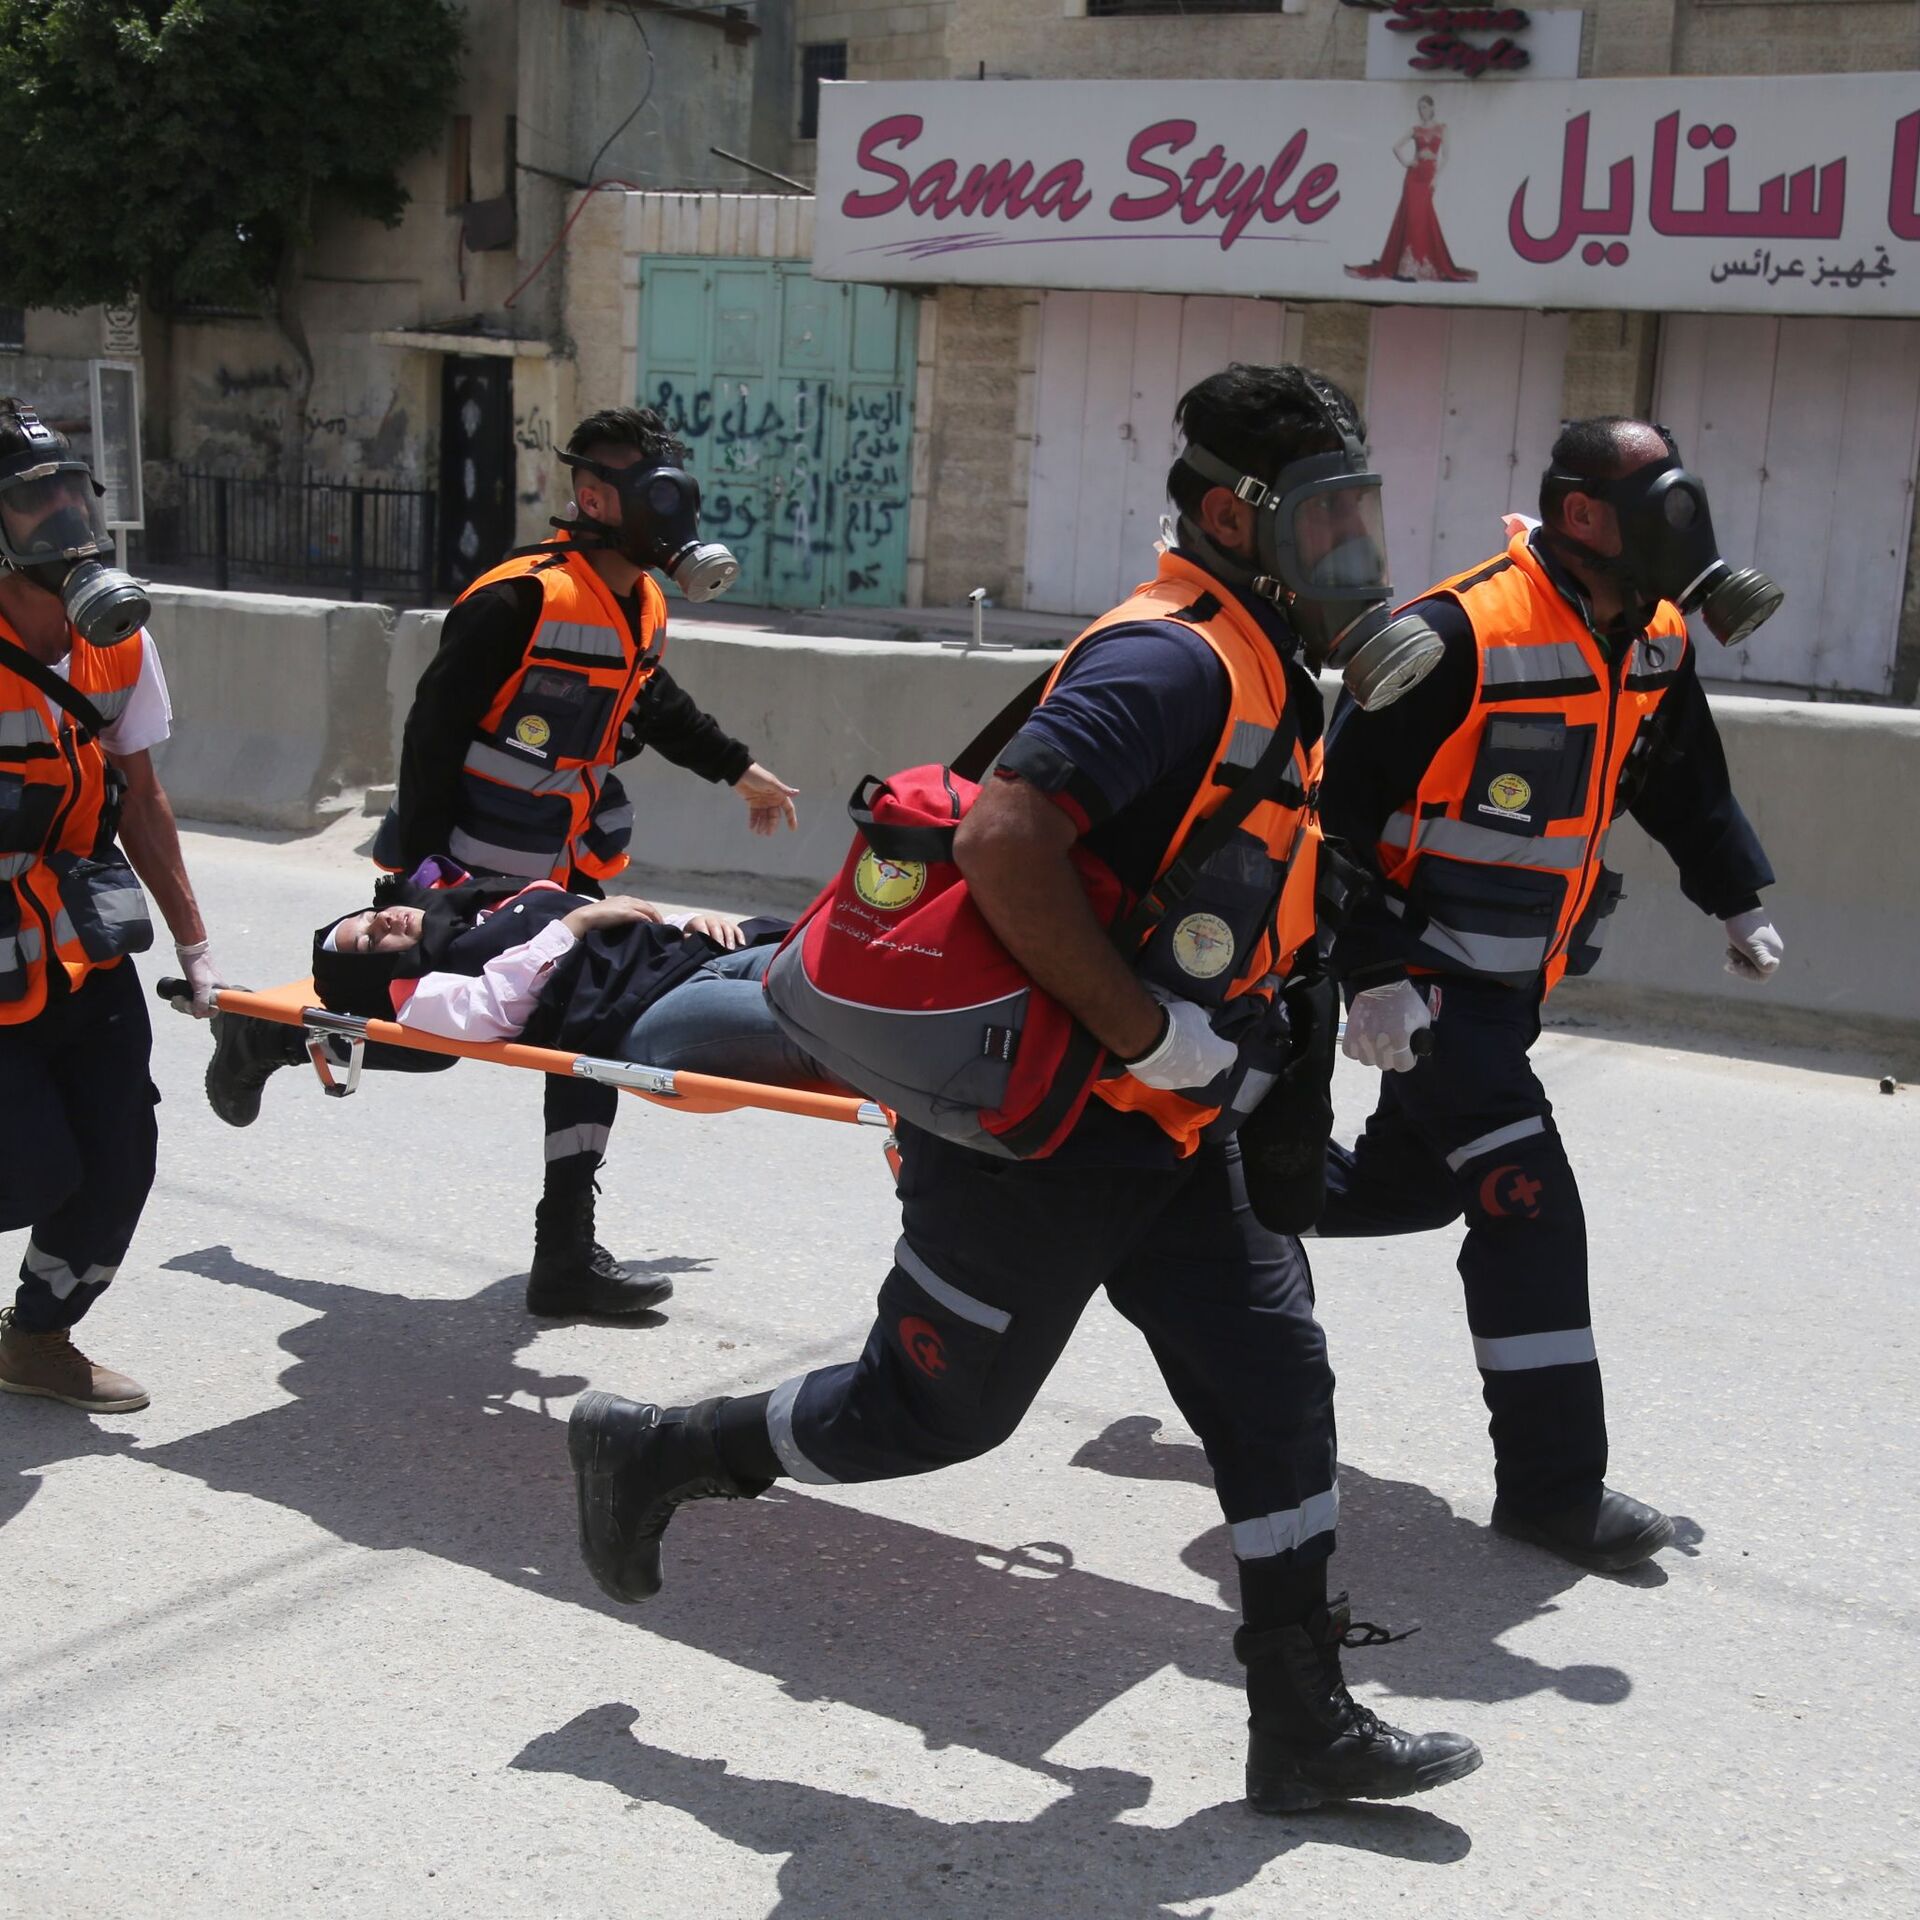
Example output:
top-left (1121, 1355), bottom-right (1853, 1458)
top-left (1319, 976), bottom-right (1605, 1514)
top-left (769, 1125), bottom-right (1341, 1575)
top-left (0, 962), bottom-right (159, 1334)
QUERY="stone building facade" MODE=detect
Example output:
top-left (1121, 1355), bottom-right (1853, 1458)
top-left (751, 0), bottom-right (1920, 697)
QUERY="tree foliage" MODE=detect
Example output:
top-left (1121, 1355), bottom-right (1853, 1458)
top-left (0, 0), bottom-right (464, 310)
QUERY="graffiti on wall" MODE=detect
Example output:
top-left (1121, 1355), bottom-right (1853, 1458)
top-left (648, 376), bottom-right (910, 596)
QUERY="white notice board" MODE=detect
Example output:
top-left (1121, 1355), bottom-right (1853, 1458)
top-left (89, 360), bottom-right (143, 531)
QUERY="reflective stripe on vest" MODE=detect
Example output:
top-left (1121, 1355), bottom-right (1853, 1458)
top-left (0, 709), bottom-right (55, 751)
top-left (1042, 552), bottom-right (1322, 1156)
top-left (444, 544), bottom-right (665, 883)
top-left (1372, 530), bottom-right (1685, 997)
top-left (461, 739), bottom-right (589, 796)
top-left (0, 620), bottom-right (146, 1021)
top-left (1381, 809), bottom-right (1589, 870)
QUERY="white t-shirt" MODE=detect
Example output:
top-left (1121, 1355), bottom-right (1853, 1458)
top-left (50, 629), bottom-right (173, 756)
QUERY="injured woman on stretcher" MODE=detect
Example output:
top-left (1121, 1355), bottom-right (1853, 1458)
top-left (203, 875), bottom-right (838, 1131)
top-left (315, 880), bottom-right (833, 1081)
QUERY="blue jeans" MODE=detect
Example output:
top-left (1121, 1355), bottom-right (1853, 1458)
top-left (620, 944), bottom-right (827, 1087)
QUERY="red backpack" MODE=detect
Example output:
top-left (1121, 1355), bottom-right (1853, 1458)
top-left (764, 671), bottom-right (1305, 1160)
top-left (765, 765), bottom-right (1130, 1158)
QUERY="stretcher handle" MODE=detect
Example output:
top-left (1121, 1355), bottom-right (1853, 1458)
top-left (154, 976), bottom-right (891, 1128)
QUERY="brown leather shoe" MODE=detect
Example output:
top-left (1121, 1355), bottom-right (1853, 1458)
top-left (0, 1308), bottom-right (148, 1412)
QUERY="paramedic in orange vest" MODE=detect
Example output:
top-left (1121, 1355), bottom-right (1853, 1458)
top-left (205, 406), bottom-right (798, 1321)
top-left (1318, 416), bottom-right (1784, 1574)
top-left (566, 366), bottom-right (1483, 1815)
top-left (0, 399), bottom-right (227, 1413)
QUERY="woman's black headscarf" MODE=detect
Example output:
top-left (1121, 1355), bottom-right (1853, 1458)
top-left (310, 878), bottom-right (526, 1017)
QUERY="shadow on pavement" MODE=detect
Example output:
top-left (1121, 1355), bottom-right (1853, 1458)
top-left (0, 1402), bottom-right (138, 1533)
top-left (1072, 1414), bottom-right (1639, 1708)
top-left (511, 1702), bottom-right (1470, 1916)
top-left (8, 1244), bottom-right (1619, 1840)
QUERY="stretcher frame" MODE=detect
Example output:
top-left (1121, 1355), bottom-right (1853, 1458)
top-left (157, 976), bottom-right (894, 1133)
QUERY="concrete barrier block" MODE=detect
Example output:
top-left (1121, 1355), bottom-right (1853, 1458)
top-left (617, 627), bottom-right (1054, 888)
top-left (388, 608), bottom-right (446, 777)
top-left (144, 586), bottom-right (396, 830)
top-left (1563, 695), bottom-right (1920, 1028)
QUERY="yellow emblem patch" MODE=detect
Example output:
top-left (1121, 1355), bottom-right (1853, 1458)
top-left (1486, 773), bottom-right (1532, 814)
top-left (514, 714), bottom-right (552, 753)
top-left (1171, 911), bottom-right (1236, 980)
top-left (853, 847), bottom-right (927, 912)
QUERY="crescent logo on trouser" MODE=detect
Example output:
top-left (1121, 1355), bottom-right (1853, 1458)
top-left (1317, 974), bottom-right (1602, 1515)
top-left (760, 1125), bottom-right (1341, 1576)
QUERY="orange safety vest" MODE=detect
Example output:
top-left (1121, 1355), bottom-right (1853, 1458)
top-left (1044, 551), bottom-right (1324, 1156)
top-left (1373, 529), bottom-right (1688, 997)
top-left (0, 611), bottom-right (145, 1022)
top-left (444, 540), bottom-right (666, 883)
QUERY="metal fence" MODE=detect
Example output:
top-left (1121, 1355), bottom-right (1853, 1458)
top-left (145, 470), bottom-right (438, 604)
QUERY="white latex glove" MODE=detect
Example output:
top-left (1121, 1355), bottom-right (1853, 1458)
top-left (1341, 979), bottom-right (1433, 1073)
top-left (1126, 992), bottom-right (1239, 1092)
top-left (1723, 907), bottom-right (1783, 983)
top-left (174, 938), bottom-right (226, 1019)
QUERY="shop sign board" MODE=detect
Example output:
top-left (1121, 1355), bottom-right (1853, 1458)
top-left (815, 75), bottom-right (1920, 316)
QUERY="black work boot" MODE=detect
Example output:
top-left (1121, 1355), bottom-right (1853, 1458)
top-left (205, 1014), bottom-right (306, 1127)
top-left (1236, 1596), bottom-right (1482, 1812)
top-left (1491, 1485), bottom-right (1675, 1573)
top-left (568, 1394), bottom-right (768, 1603)
top-left (526, 1189), bottom-right (672, 1317)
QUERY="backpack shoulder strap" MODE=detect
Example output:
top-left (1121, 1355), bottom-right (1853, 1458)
top-left (0, 633), bottom-right (107, 740)
top-left (1110, 699), bottom-right (1304, 951)
top-left (950, 666), bottom-right (1052, 783)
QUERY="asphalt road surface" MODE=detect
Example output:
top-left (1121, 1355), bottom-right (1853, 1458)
top-left (3, 819), bottom-right (1914, 1918)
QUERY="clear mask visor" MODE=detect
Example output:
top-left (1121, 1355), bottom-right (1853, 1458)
top-left (0, 463), bottom-right (112, 570)
top-left (1290, 481), bottom-right (1391, 599)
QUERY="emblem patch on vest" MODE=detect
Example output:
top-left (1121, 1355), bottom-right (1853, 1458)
top-left (1172, 911), bottom-right (1235, 980)
top-left (1482, 773), bottom-right (1533, 819)
top-left (514, 714), bottom-right (552, 755)
top-left (853, 847), bottom-right (926, 911)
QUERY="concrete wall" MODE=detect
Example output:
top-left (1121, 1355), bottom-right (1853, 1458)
top-left (144, 587), bottom-right (396, 832)
top-left (140, 584), bottom-right (1920, 1045)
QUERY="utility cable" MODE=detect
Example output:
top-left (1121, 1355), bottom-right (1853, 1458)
top-left (505, 5), bottom-right (658, 310)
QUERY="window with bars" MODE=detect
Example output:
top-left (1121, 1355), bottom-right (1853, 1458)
top-left (799, 42), bottom-right (848, 141)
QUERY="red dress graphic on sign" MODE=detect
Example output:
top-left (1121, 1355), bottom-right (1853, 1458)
top-left (1346, 121), bottom-right (1479, 285)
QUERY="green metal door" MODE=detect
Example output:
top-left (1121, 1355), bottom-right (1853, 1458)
top-left (637, 258), bottom-right (916, 609)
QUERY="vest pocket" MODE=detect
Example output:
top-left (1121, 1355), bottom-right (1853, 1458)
top-left (47, 850), bottom-right (155, 961)
top-left (0, 772), bottom-right (61, 856)
top-left (1408, 856), bottom-right (1565, 981)
top-left (453, 779), bottom-right (575, 874)
top-left (496, 668), bottom-right (616, 763)
top-left (1564, 865), bottom-right (1625, 977)
top-left (1138, 833), bottom-right (1279, 1008)
top-left (1466, 714), bottom-right (1595, 835)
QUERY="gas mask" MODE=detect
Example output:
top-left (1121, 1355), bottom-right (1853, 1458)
top-left (1175, 379), bottom-right (1442, 711)
top-left (1543, 443), bottom-right (1782, 647)
top-left (0, 405), bottom-right (149, 646)
top-left (558, 451), bottom-right (740, 602)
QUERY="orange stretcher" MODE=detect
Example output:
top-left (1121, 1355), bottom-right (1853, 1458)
top-left (155, 976), bottom-right (894, 1134)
